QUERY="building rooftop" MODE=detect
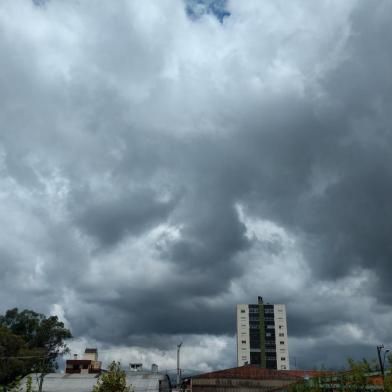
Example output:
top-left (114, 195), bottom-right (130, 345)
top-left (192, 365), bottom-right (335, 381)
top-left (22, 370), bottom-right (170, 392)
top-left (21, 374), bottom-right (100, 392)
top-left (126, 371), bottom-right (170, 392)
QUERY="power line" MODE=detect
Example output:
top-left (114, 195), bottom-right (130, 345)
top-left (0, 354), bottom-right (57, 360)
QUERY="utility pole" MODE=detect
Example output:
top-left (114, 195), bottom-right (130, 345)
top-left (177, 342), bottom-right (183, 389)
top-left (377, 345), bottom-right (385, 378)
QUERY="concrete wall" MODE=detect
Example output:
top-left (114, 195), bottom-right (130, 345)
top-left (236, 305), bottom-right (250, 366)
top-left (274, 304), bottom-right (289, 370)
top-left (83, 352), bottom-right (98, 361)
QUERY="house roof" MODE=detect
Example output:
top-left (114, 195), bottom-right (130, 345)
top-left (21, 374), bottom-right (100, 392)
top-left (127, 371), bottom-right (170, 392)
top-left (21, 371), bottom-right (169, 392)
top-left (192, 365), bottom-right (335, 381)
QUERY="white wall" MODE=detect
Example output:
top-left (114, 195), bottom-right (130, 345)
top-left (236, 304), bottom-right (250, 366)
top-left (274, 304), bottom-right (290, 370)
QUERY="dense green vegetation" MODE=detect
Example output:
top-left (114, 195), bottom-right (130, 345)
top-left (289, 357), bottom-right (392, 392)
top-left (0, 308), bottom-right (72, 391)
top-left (92, 361), bottom-right (132, 392)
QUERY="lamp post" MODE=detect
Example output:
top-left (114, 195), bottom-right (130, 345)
top-left (177, 342), bottom-right (183, 389)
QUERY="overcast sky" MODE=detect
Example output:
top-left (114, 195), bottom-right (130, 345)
top-left (1, 0), bottom-right (392, 372)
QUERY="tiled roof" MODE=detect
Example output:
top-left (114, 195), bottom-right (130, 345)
top-left (192, 365), bottom-right (334, 380)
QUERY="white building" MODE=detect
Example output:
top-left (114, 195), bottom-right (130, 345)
top-left (236, 296), bottom-right (289, 370)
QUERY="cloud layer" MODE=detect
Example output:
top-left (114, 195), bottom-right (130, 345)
top-left (1, 0), bottom-right (392, 370)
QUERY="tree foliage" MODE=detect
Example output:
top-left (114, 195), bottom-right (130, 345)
top-left (287, 358), bottom-right (376, 392)
top-left (384, 354), bottom-right (392, 392)
top-left (0, 308), bottom-right (72, 390)
top-left (92, 362), bottom-right (132, 392)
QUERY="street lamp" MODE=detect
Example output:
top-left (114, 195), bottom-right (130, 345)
top-left (176, 342), bottom-right (183, 388)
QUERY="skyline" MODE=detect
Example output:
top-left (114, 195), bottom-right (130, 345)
top-left (1, 0), bottom-right (392, 371)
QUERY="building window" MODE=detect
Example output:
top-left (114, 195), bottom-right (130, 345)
top-left (280, 341), bottom-right (284, 344)
top-left (281, 357), bottom-right (286, 361)
top-left (241, 309), bottom-right (245, 313)
top-left (242, 340), bottom-right (246, 344)
top-left (279, 333), bottom-right (284, 337)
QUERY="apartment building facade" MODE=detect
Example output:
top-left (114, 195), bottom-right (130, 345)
top-left (236, 297), bottom-right (289, 370)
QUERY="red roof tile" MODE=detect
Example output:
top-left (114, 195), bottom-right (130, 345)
top-left (193, 365), bottom-right (334, 380)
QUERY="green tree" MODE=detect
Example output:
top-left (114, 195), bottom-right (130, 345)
top-left (0, 309), bottom-right (72, 392)
top-left (346, 358), bottom-right (372, 392)
top-left (0, 326), bottom-right (37, 390)
top-left (384, 354), bottom-right (392, 392)
top-left (92, 362), bottom-right (132, 392)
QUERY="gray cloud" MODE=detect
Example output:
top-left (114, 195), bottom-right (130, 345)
top-left (0, 0), bottom-right (391, 371)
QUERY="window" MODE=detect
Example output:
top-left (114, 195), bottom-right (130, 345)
top-left (242, 340), bottom-right (246, 344)
top-left (279, 333), bottom-right (284, 337)
top-left (280, 341), bottom-right (284, 344)
top-left (241, 309), bottom-right (245, 313)
top-left (279, 325), bottom-right (283, 329)
top-left (281, 357), bottom-right (286, 361)
top-left (266, 333), bottom-right (271, 337)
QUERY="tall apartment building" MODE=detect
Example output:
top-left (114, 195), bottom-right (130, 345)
top-left (236, 297), bottom-right (289, 370)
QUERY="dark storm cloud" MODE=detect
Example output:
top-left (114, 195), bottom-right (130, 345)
top-left (236, 0), bottom-right (392, 298)
top-left (74, 190), bottom-right (179, 247)
top-left (1, 0), bottom-right (392, 370)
